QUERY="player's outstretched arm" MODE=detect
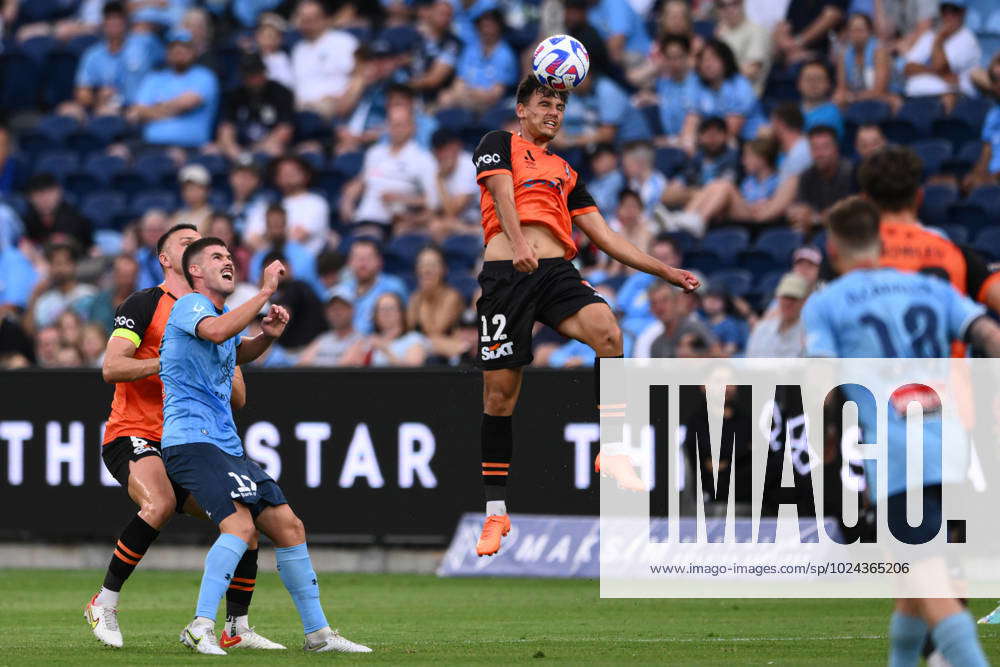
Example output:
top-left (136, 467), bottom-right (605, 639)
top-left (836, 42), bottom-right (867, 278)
top-left (968, 317), bottom-right (1000, 357)
top-left (574, 210), bottom-right (700, 292)
top-left (102, 336), bottom-right (159, 383)
top-left (196, 261), bottom-right (285, 344)
top-left (230, 365), bottom-right (246, 410)
top-left (484, 173), bottom-right (538, 273)
top-left (236, 304), bottom-right (290, 365)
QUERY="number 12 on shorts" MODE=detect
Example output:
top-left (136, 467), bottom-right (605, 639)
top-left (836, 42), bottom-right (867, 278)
top-left (228, 471), bottom-right (257, 499)
top-left (481, 314), bottom-right (508, 342)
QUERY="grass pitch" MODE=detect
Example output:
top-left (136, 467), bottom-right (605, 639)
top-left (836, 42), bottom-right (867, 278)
top-left (4, 569), bottom-right (1000, 664)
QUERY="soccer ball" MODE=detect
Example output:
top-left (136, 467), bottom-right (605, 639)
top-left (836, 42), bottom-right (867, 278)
top-left (531, 34), bottom-right (590, 91)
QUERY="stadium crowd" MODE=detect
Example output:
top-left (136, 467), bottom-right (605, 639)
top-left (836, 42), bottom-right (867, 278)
top-left (0, 0), bottom-right (997, 369)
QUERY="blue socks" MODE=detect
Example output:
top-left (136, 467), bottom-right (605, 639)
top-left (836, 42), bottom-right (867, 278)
top-left (276, 543), bottom-right (328, 634)
top-left (931, 611), bottom-right (988, 667)
top-left (195, 533), bottom-right (248, 621)
top-left (888, 612), bottom-right (927, 667)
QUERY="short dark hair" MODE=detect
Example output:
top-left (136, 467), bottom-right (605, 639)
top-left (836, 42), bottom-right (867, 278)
top-left (799, 58), bottom-right (833, 82)
top-left (515, 75), bottom-right (568, 106)
top-left (348, 237), bottom-right (383, 257)
top-left (262, 250), bottom-right (287, 268)
top-left (771, 102), bottom-right (805, 132)
top-left (45, 241), bottom-right (78, 262)
top-left (746, 136), bottom-right (779, 169)
top-left (698, 116), bottom-right (727, 135)
top-left (156, 223), bottom-right (198, 255)
top-left (659, 33), bottom-right (690, 53)
top-left (858, 146), bottom-right (923, 212)
top-left (271, 154), bottom-right (313, 185)
top-left (848, 11), bottom-right (874, 31)
top-left (182, 237), bottom-right (227, 288)
top-left (316, 250), bottom-right (344, 276)
top-left (431, 128), bottom-right (461, 150)
top-left (265, 203), bottom-right (286, 218)
top-left (618, 188), bottom-right (642, 206)
top-left (386, 83), bottom-right (415, 103)
top-left (825, 196), bottom-right (881, 253)
top-left (697, 39), bottom-right (738, 81)
top-left (807, 124), bottom-right (839, 143)
top-left (28, 173), bottom-right (59, 193)
top-left (102, 1), bottom-right (126, 18)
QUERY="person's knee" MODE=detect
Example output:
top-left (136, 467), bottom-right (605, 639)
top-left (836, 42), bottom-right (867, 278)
top-left (225, 516), bottom-right (256, 544)
top-left (592, 319), bottom-right (623, 356)
top-left (484, 382), bottom-right (518, 415)
top-left (273, 512), bottom-right (306, 547)
top-left (138, 490), bottom-right (176, 529)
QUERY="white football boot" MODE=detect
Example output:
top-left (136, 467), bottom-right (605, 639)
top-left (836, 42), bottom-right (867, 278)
top-left (220, 616), bottom-right (286, 650)
top-left (302, 627), bottom-right (372, 653)
top-left (84, 593), bottom-right (123, 648)
top-left (179, 619), bottom-right (227, 655)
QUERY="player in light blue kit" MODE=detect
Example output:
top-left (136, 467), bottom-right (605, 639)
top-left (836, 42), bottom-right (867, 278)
top-left (803, 197), bottom-right (1000, 667)
top-left (160, 237), bottom-right (371, 655)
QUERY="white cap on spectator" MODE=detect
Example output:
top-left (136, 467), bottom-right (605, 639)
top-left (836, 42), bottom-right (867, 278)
top-left (179, 164), bottom-right (211, 186)
top-left (776, 273), bottom-right (810, 300)
top-left (327, 285), bottom-right (354, 306)
top-left (792, 246), bottom-right (822, 266)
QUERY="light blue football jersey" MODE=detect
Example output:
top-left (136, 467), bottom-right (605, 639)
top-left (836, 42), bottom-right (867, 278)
top-left (160, 292), bottom-right (242, 456)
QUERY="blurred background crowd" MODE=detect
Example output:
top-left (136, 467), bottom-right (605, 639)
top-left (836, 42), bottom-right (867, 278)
top-left (0, 0), bottom-right (997, 369)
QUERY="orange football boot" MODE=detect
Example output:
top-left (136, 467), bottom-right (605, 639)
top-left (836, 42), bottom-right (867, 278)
top-left (595, 452), bottom-right (646, 491)
top-left (476, 514), bottom-right (511, 556)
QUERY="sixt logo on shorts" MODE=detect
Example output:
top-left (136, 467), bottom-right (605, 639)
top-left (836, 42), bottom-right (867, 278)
top-left (114, 316), bottom-right (136, 329)
top-left (481, 341), bottom-right (514, 361)
top-left (475, 153), bottom-right (502, 168)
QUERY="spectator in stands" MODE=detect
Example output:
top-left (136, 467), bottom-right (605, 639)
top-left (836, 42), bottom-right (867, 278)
top-left (56, 309), bottom-right (84, 355)
top-left (338, 239), bottom-right (408, 335)
top-left (657, 0), bottom-right (699, 51)
top-left (214, 53), bottom-right (294, 162)
top-left (621, 141), bottom-right (666, 217)
top-left (745, 273), bottom-right (808, 357)
top-left (854, 123), bottom-right (887, 161)
top-left (296, 288), bottom-right (363, 366)
top-left (34, 327), bottom-right (62, 368)
top-left (23, 173), bottom-right (92, 250)
top-left (28, 242), bottom-right (97, 330)
top-left (617, 235), bottom-right (682, 337)
top-left (355, 291), bottom-right (429, 367)
top-left (263, 250), bottom-right (327, 351)
top-left (716, 0), bottom-right (771, 95)
top-left (70, 2), bottom-right (162, 117)
top-left (130, 0), bottom-right (189, 30)
top-left (179, 7), bottom-right (215, 71)
top-left (964, 55), bottom-right (1000, 191)
top-left (316, 249), bottom-right (345, 295)
top-left (594, 189), bottom-right (654, 278)
top-left (737, 136), bottom-right (781, 207)
top-left (876, 0), bottom-right (938, 55)
top-left (832, 13), bottom-right (897, 110)
top-left (664, 117), bottom-right (739, 209)
top-left (409, 0), bottom-right (461, 102)
top-left (126, 30), bottom-right (219, 149)
top-left (247, 155), bottom-right (330, 256)
top-left (645, 34), bottom-right (700, 140)
top-left (80, 322), bottom-right (107, 367)
top-left (340, 105), bottom-right (439, 238)
top-left (438, 9), bottom-right (517, 112)
top-left (133, 209), bottom-right (168, 289)
top-left (587, 144), bottom-right (625, 216)
top-left (635, 282), bottom-right (720, 358)
top-left (682, 39), bottom-right (762, 151)
top-left (791, 246), bottom-right (822, 286)
top-left (256, 13), bottom-right (294, 90)
top-left (699, 288), bottom-right (749, 356)
top-left (772, 103), bottom-right (812, 179)
top-left (773, 0), bottom-right (846, 64)
top-left (430, 129), bottom-right (479, 239)
top-left (248, 204), bottom-right (319, 294)
top-left (291, 0), bottom-right (359, 118)
top-left (786, 126), bottom-right (856, 234)
top-left (551, 70), bottom-right (630, 151)
top-left (227, 156), bottom-right (271, 238)
top-left (903, 0), bottom-right (981, 104)
top-left (83, 253), bottom-right (138, 329)
top-left (206, 213), bottom-right (251, 281)
top-left (171, 164), bottom-right (213, 233)
top-left (0, 125), bottom-right (20, 196)
top-left (798, 60), bottom-right (843, 139)
top-left (0, 242), bottom-right (39, 314)
top-left (335, 44), bottom-right (411, 154)
top-left (563, 0), bottom-right (613, 82)
top-left (407, 245), bottom-right (464, 347)
top-left (588, 0), bottom-right (651, 69)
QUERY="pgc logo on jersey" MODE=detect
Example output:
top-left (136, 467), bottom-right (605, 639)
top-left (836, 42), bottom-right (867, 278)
top-left (114, 316), bottom-right (136, 329)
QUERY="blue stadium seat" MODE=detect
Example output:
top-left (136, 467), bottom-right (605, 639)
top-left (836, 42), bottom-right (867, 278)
top-left (639, 105), bottom-right (665, 137)
top-left (380, 25), bottom-right (422, 54)
top-left (133, 152), bottom-right (177, 187)
top-left (44, 48), bottom-right (78, 107)
top-left (702, 227), bottom-right (750, 263)
top-left (684, 249), bottom-right (723, 276)
top-left (737, 249), bottom-right (780, 279)
top-left (0, 50), bottom-right (40, 111)
top-left (943, 140), bottom-right (983, 176)
top-left (293, 111), bottom-right (328, 142)
top-left (87, 115), bottom-right (129, 145)
top-left (948, 186), bottom-right (1000, 237)
top-left (911, 139), bottom-right (952, 176)
top-left (882, 98), bottom-right (942, 144)
top-left (938, 224), bottom-right (969, 245)
top-left (331, 151), bottom-right (364, 178)
top-left (208, 189), bottom-right (231, 210)
top-left (81, 190), bottom-right (127, 229)
top-left (36, 114), bottom-right (80, 145)
top-left (708, 268), bottom-right (753, 297)
top-left (918, 184), bottom-right (959, 225)
top-left (65, 171), bottom-right (100, 199)
top-left (974, 228), bottom-right (1000, 261)
top-left (384, 233), bottom-right (431, 276)
top-left (131, 189), bottom-right (178, 215)
top-left (33, 150), bottom-right (79, 180)
top-left (442, 234), bottom-right (482, 272)
top-left (752, 228), bottom-right (801, 264)
top-left (66, 33), bottom-right (100, 55)
top-left (666, 230), bottom-right (698, 255)
top-left (20, 35), bottom-right (57, 65)
top-left (435, 108), bottom-right (475, 133)
top-left (654, 147), bottom-right (688, 178)
top-left (751, 271), bottom-right (785, 306)
top-left (298, 151), bottom-right (324, 171)
top-left (448, 272), bottom-right (479, 304)
top-left (844, 99), bottom-right (892, 127)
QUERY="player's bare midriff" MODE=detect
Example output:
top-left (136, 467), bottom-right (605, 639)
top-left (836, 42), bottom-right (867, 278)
top-left (483, 224), bottom-right (567, 261)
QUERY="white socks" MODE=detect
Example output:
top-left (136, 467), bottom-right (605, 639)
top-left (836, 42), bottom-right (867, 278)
top-left (228, 614), bottom-right (250, 633)
top-left (94, 587), bottom-right (119, 608)
top-left (306, 626), bottom-right (331, 643)
top-left (193, 616), bottom-right (215, 630)
top-left (486, 500), bottom-right (507, 516)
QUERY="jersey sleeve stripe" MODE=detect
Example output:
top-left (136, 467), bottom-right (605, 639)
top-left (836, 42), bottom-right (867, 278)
top-left (976, 271), bottom-right (1000, 305)
top-left (569, 205), bottom-right (599, 217)
top-left (476, 168), bottom-right (513, 182)
top-left (111, 327), bottom-right (141, 347)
